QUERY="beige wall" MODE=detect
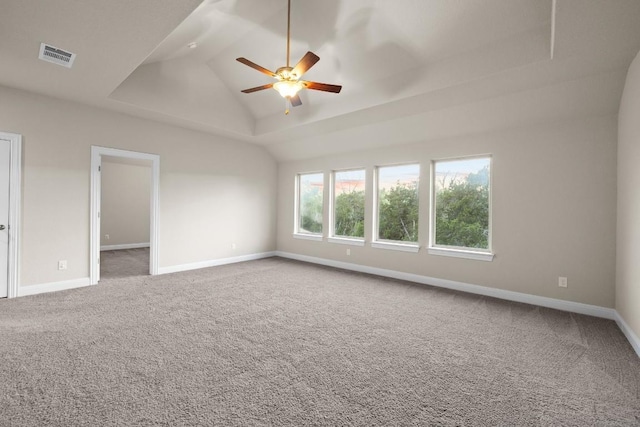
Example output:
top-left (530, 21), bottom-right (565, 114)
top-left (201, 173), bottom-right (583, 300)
top-left (0, 81), bottom-right (623, 310)
top-left (617, 50), bottom-right (640, 338)
top-left (277, 115), bottom-right (618, 308)
top-left (0, 85), bottom-right (277, 287)
top-left (101, 157), bottom-right (151, 247)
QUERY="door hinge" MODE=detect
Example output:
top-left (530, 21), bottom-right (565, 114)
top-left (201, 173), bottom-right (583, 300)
top-left (98, 165), bottom-right (101, 172)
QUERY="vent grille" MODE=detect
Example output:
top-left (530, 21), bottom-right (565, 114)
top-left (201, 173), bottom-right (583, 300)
top-left (38, 43), bottom-right (76, 68)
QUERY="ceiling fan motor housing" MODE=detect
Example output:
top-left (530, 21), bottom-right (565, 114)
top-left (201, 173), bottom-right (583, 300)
top-left (276, 67), bottom-right (297, 81)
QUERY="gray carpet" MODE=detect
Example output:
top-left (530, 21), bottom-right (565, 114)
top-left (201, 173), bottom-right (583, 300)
top-left (100, 247), bottom-right (150, 279)
top-left (1, 257), bottom-right (639, 426)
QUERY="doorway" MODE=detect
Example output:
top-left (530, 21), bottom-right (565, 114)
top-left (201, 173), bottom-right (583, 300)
top-left (90, 146), bottom-right (159, 285)
top-left (0, 132), bottom-right (21, 299)
top-left (100, 155), bottom-right (152, 279)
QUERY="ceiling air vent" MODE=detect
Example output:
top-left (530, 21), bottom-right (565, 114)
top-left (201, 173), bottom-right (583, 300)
top-left (38, 43), bottom-right (76, 68)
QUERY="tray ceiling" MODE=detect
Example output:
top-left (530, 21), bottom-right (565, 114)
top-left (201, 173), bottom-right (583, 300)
top-left (1, 0), bottom-right (640, 160)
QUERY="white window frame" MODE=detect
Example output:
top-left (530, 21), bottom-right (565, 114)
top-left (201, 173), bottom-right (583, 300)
top-left (329, 168), bottom-right (366, 246)
top-left (372, 163), bottom-right (420, 253)
top-left (293, 171), bottom-right (324, 241)
top-left (429, 155), bottom-right (494, 262)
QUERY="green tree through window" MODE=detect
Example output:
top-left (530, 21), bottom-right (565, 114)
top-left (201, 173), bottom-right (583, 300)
top-left (298, 173), bottom-right (323, 234)
top-left (333, 169), bottom-right (365, 238)
top-left (433, 158), bottom-right (490, 249)
top-left (377, 164), bottom-right (420, 243)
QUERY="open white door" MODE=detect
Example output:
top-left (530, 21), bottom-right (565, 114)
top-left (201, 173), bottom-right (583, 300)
top-left (0, 132), bottom-right (21, 298)
top-left (0, 140), bottom-right (9, 298)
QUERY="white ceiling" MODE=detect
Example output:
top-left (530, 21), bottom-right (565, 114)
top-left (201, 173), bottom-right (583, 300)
top-left (1, 0), bottom-right (640, 161)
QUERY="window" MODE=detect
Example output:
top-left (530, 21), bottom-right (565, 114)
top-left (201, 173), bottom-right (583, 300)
top-left (332, 169), bottom-right (365, 240)
top-left (296, 172), bottom-right (324, 236)
top-left (431, 156), bottom-right (492, 259)
top-left (374, 164), bottom-right (420, 248)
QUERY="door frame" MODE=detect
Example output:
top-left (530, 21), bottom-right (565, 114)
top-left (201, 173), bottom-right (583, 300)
top-left (90, 146), bottom-right (160, 285)
top-left (0, 132), bottom-right (22, 298)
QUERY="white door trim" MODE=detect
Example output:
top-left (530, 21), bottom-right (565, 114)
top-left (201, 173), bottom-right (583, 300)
top-left (0, 132), bottom-right (22, 298)
top-left (90, 146), bottom-right (160, 284)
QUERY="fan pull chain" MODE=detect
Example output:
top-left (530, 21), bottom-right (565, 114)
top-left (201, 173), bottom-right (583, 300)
top-left (285, 97), bottom-right (291, 115)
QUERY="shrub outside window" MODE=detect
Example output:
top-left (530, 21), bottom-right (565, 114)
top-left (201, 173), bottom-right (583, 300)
top-left (432, 156), bottom-right (491, 251)
top-left (375, 164), bottom-right (420, 243)
top-left (332, 169), bottom-right (366, 239)
top-left (297, 173), bottom-right (324, 235)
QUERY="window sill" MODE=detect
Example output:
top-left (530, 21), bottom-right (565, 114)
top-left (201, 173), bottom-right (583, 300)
top-left (371, 241), bottom-right (420, 253)
top-left (328, 237), bottom-right (365, 246)
top-left (293, 233), bottom-right (323, 242)
top-left (428, 247), bottom-right (494, 262)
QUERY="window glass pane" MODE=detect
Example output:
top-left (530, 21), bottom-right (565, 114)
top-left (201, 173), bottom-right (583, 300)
top-left (377, 164), bottom-right (420, 242)
top-left (434, 157), bottom-right (490, 250)
top-left (298, 173), bottom-right (324, 234)
top-left (333, 169), bottom-right (365, 238)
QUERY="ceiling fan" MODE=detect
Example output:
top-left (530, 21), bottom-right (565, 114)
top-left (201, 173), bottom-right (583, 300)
top-left (236, 0), bottom-right (342, 115)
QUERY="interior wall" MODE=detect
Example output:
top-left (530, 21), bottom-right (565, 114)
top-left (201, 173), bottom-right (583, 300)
top-left (100, 158), bottom-right (151, 248)
top-left (617, 49), bottom-right (640, 338)
top-left (0, 85), bottom-right (277, 288)
top-left (277, 115), bottom-right (618, 308)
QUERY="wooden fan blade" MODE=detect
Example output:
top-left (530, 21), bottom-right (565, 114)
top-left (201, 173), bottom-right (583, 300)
top-left (301, 81), bottom-right (342, 93)
top-left (292, 51), bottom-right (320, 78)
top-left (290, 94), bottom-right (302, 107)
top-left (236, 57), bottom-right (277, 78)
top-left (241, 83), bottom-right (274, 94)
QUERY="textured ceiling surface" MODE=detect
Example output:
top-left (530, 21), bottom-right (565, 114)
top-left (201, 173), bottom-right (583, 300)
top-left (1, 0), bottom-right (640, 160)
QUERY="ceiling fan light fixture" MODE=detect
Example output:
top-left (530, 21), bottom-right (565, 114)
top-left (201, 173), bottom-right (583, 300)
top-left (236, 0), bottom-right (341, 114)
top-left (273, 80), bottom-right (303, 98)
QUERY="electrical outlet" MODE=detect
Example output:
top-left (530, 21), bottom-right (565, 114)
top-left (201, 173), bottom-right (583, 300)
top-left (346, 248), bottom-right (351, 256)
top-left (58, 260), bottom-right (67, 271)
top-left (231, 243), bottom-right (236, 250)
top-left (558, 277), bottom-right (568, 288)
top-left (105, 234), bottom-right (110, 240)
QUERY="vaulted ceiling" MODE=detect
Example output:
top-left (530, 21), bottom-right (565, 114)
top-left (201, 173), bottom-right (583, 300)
top-left (1, 0), bottom-right (640, 160)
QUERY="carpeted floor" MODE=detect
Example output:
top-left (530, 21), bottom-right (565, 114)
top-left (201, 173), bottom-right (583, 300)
top-left (100, 247), bottom-right (150, 279)
top-left (1, 257), bottom-right (639, 426)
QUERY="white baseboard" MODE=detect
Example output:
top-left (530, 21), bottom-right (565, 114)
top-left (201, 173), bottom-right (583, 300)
top-left (14, 252), bottom-right (276, 297)
top-left (18, 277), bottom-right (92, 297)
top-left (615, 312), bottom-right (640, 358)
top-left (275, 251), bottom-right (617, 320)
top-left (158, 251), bottom-right (276, 275)
top-left (100, 243), bottom-right (150, 251)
